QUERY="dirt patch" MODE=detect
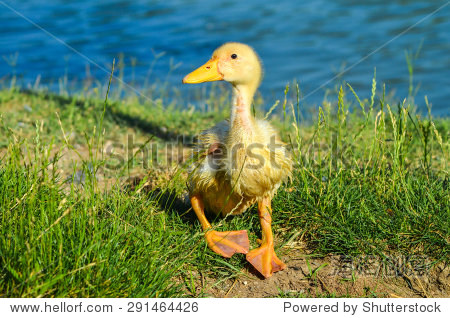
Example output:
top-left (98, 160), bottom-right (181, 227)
top-left (201, 252), bottom-right (449, 298)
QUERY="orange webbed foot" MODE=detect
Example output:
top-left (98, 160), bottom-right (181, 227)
top-left (205, 230), bottom-right (250, 258)
top-left (246, 244), bottom-right (286, 278)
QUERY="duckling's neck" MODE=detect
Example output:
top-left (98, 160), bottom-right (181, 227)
top-left (230, 84), bottom-right (256, 131)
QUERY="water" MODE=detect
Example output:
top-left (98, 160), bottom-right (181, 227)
top-left (1, 0), bottom-right (449, 115)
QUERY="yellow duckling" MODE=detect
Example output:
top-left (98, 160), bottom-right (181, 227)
top-left (183, 42), bottom-right (292, 278)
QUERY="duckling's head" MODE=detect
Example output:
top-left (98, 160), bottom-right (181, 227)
top-left (183, 42), bottom-right (262, 88)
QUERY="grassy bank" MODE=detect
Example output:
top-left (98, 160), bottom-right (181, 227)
top-left (0, 79), bottom-right (448, 297)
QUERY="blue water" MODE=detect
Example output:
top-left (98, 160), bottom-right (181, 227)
top-left (1, 0), bottom-right (449, 115)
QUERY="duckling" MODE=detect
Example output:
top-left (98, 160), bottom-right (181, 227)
top-left (183, 42), bottom-right (292, 278)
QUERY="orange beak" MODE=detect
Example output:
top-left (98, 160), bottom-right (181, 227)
top-left (182, 58), bottom-right (223, 84)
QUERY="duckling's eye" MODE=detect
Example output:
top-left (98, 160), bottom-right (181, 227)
top-left (231, 54), bottom-right (238, 59)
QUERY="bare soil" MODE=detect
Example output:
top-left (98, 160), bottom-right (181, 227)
top-left (201, 252), bottom-right (449, 298)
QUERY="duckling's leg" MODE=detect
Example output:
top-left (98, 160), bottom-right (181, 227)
top-left (190, 195), bottom-right (249, 258)
top-left (246, 198), bottom-right (286, 278)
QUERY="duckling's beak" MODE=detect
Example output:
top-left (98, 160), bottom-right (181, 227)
top-left (182, 58), bottom-right (223, 84)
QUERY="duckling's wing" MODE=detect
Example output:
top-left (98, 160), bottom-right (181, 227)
top-left (188, 119), bottom-right (229, 178)
top-left (194, 120), bottom-right (229, 154)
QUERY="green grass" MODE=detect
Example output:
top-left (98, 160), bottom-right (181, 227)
top-left (0, 73), bottom-right (448, 297)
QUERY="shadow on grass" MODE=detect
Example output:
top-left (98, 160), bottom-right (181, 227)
top-left (20, 89), bottom-right (195, 142)
top-left (124, 175), bottom-right (196, 223)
